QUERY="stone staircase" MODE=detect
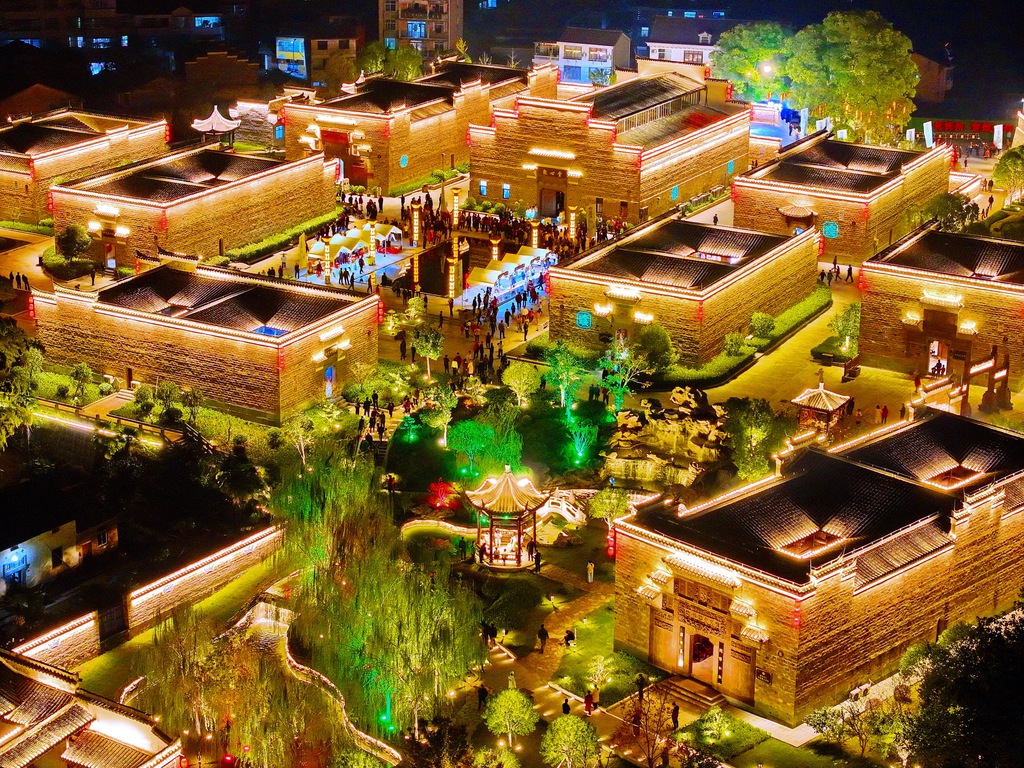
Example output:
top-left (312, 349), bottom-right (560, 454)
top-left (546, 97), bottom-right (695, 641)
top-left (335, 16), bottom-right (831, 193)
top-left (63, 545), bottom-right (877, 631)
top-left (656, 676), bottom-right (726, 710)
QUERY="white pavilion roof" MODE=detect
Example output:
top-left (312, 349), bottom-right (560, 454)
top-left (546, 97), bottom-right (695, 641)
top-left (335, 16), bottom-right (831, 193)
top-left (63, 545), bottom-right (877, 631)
top-left (466, 467), bottom-right (548, 514)
top-left (791, 381), bottom-right (850, 413)
top-left (191, 107), bottom-right (241, 133)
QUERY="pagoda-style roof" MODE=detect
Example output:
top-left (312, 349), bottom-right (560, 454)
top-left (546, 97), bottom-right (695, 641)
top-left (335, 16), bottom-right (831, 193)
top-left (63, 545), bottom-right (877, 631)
top-left (466, 467), bottom-right (548, 514)
top-left (791, 380), bottom-right (850, 413)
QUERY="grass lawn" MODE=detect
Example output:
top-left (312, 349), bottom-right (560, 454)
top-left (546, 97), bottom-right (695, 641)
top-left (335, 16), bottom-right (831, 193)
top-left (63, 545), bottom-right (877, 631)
top-left (35, 371), bottom-right (103, 405)
top-left (540, 519), bottom-right (615, 584)
top-left (77, 557), bottom-right (286, 697)
top-left (731, 738), bottom-right (887, 768)
top-left (679, 707), bottom-right (769, 760)
top-left (550, 600), bottom-right (665, 706)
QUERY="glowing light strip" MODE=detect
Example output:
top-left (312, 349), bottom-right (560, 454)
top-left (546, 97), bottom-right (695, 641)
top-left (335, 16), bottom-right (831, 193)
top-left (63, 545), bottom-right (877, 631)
top-left (641, 124), bottom-right (749, 174)
top-left (528, 147), bottom-right (576, 159)
top-left (516, 97), bottom-right (593, 114)
top-left (681, 473), bottom-right (778, 515)
top-left (852, 542), bottom-right (953, 595)
top-left (641, 111), bottom-right (749, 161)
top-left (318, 323), bottom-right (347, 342)
top-left (31, 410), bottom-right (163, 448)
top-left (130, 526), bottom-right (283, 600)
top-left (12, 614), bottom-right (96, 655)
top-left (922, 288), bottom-right (963, 306)
top-left (864, 261), bottom-right (1024, 297)
top-left (30, 121), bottom-right (166, 161)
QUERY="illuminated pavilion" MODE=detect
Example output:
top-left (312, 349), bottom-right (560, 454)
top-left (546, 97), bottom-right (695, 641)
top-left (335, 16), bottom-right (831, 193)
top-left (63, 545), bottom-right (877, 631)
top-left (466, 467), bottom-right (549, 570)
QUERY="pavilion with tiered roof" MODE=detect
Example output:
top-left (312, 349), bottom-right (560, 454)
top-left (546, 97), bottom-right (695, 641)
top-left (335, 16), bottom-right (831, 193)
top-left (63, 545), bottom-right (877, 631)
top-left (466, 467), bottom-right (549, 569)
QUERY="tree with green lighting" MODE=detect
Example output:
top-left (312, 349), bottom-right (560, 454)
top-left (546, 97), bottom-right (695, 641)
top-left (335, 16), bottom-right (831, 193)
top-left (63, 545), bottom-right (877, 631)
top-left (282, 412), bottom-right (316, 467)
top-left (541, 715), bottom-right (600, 768)
top-left (588, 486), bottom-right (630, 532)
top-left (710, 21), bottom-right (791, 101)
top-left (447, 419), bottom-right (494, 474)
top-left (544, 341), bottom-right (589, 409)
top-left (388, 45), bottom-right (424, 81)
top-left (357, 41), bottom-right (388, 74)
top-left (0, 318), bottom-right (38, 450)
top-left (412, 325), bottom-right (444, 378)
top-left (502, 361), bottom-right (542, 406)
top-left (421, 385), bottom-right (458, 443)
top-left (567, 418), bottom-right (598, 465)
top-left (994, 147), bottom-right (1024, 203)
top-left (601, 339), bottom-right (652, 412)
top-left (722, 397), bottom-right (789, 481)
top-left (787, 11), bottom-right (917, 144)
top-left (484, 689), bottom-right (539, 747)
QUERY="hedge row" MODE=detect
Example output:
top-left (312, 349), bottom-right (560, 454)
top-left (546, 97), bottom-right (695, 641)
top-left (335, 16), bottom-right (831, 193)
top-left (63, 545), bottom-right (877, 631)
top-left (811, 335), bottom-right (855, 363)
top-left (0, 219), bottom-right (55, 236)
top-left (41, 245), bottom-right (94, 281)
top-left (389, 166), bottom-right (464, 198)
top-left (221, 208), bottom-right (342, 264)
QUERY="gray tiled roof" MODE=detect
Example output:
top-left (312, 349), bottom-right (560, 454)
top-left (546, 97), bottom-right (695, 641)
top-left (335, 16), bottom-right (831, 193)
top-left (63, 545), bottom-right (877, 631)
top-left (0, 123), bottom-right (97, 155)
top-left (761, 163), bottom-right (891, 193)
top-left (647, 16), bottom-right (743, 46)
top-left (323, 79), bottom-right (455, 114)
top-left (573, 74), bottom-right (702, 121)
top-left (869, 228), bottom-right (1024, 284)
top-left (557, 26), bottom-right (628, 47)
top-left (62, 729), bottom-right (153, 768)
top-left (569, 219), bottom-right (788, 291)
top-left (0, 703), bottom-right (94, 767)
top-left (636, 450), bottom-right (958, 584)
top-left (98, 266), bottom-right (355, 335)
top-left (757, 139), bottom-right (926, 193)
top-left (855, 521), bottom-right (951, 587)
top-left (80, 150), bottom-right (282, 202)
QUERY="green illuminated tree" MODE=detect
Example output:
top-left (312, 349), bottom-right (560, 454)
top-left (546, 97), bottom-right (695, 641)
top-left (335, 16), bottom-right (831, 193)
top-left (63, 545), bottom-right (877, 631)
top-left (567, 418), bottom-right (597, 464)
top-left (601, 338), bottom-right (652, 412)
top-left (283, 412), bottom-right (315, 467)
top-left (502, 361), bottom-right (542, 406)
top-left (723, 397), bottom-right (789, 481)
top-left (421, 385), bottom-right (458, 442)
top-left (787, 11), bottom-right (917, 144)
top-left (357, 41), bottom-right (389, 74)
top-left (388, 45), bottom-right (423, 81)
top-left (55, 223), bottom-right (92, 262)
top-left (829, 302), bottom-right (861, 353)
top-left (0, 317), bottom-right (37, 449)
top-left (454, 38), bottom-right (471, 63)
top-left (473, 748), bottom-right (520, 768)
top-left (588, 486), bottom-right (630, 532)
top-left (710, 21), bottom-right (790, 101)
top-left (68, 361), bottom-right (92, 401)
top-left (484, 689), bottom-right (539, 747)
top-left (541, 715), bottom-right (600, 768)
top-left (636, 324), bottom-right (675, 372)
top-left (412, 325), bottom-right (444, 378)
top-left (544, 341), bottom-right (588, 409)
top-left (447, 419), bottom-right (493, 473)
top-left (921, 192), bottom-right (980, 232)
top-left (994, 147), bottom-right (1024, 203)
top-left (180, 387), bottom-right (203, 424)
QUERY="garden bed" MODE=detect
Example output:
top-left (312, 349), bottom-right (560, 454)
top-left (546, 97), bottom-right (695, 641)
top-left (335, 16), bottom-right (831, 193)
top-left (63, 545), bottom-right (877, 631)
top-left (811, 335), bottom-right (855, 364)
top-left (677, 707), bottom-right (770, 760)
top-left (214, 207), bottom-right (344, 265)
top-left (550, 600), bottom-right (666, 706)
top-left (0, 219), bottom-right (54, 236)
top-left (34, 370), bottom-right (104, 406)
top-left (41, 245), bottom-right (95, 281)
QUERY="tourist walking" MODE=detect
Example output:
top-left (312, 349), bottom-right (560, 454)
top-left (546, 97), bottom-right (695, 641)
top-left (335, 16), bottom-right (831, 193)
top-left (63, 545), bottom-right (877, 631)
top-left (538, 624), bottom-right (549, 653)
top-left (477, 685), bottom-right (488, 711)
top-left (874, 405), bottom-right (882, 425)
top-left (562, 698), bottom-right (571, 715)
top-left (881, 404), bottom-right (889, 423)
top-left (584, 691), bottom-right (594, 716)
top-left (508, 670), bottom-right (516, 690)
top-left (586, 560), bottom-right (595, 583)
top-left (672, 702), bottom-right (680, 730)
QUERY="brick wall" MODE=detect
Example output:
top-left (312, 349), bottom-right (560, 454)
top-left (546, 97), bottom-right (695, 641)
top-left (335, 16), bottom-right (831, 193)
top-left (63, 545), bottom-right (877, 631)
top-left (549, 229), bottom-right (818, 365)
top-left (12, 614), bottom-right (101, 670)
top-left (859, 268), bottom-right (1024, 387)
top-left (51, 153), bottom-right (336, 264)
top-left (0, 122), bottom-right (166, 223)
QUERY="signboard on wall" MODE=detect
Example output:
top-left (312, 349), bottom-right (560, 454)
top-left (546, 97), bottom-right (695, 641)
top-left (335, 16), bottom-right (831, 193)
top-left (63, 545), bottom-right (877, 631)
top-left (822, 221), bottom-right (840, 239)
top-left (576, 310), bottom-right (593, 329)
top-left (755, 667), bottom-right (773, 685)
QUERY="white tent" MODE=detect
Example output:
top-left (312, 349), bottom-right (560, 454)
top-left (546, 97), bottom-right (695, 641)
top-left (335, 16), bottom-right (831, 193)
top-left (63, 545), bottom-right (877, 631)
top-left (467, 267), bottom-right (502, 287)
top-left (340, 236), bottom-right (366, 253)
top-left (485, 259), bottom-right (516, 274)
top-left (514, 245), bottom-right (550, 261)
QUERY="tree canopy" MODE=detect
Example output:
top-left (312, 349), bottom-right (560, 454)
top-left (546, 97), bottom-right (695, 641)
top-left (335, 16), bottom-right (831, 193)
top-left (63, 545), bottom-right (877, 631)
top-left (544, 341), bottom-right (589, 409)
top-left (484, 689), bottom-right (539, 746)
top-left (711, 21), bottom-right (790, 101)
top-left (540, 715), bottom-right (600, 768)
top-left (447, 419), bottom-right (494, 473)
top-left (787, 11), bottom-right (917, 143)
top-left (55, 224), bottom-right (93, 261)
top-left (0, 317), bottom-right (38, 450)
top-left (412, 325), bottom-right (444, 378)
top-left (921, 192), bottom-right (981, 232)
top-left (502, 361), bottom-right (542, 406)
top-left (723, 397), bottom-right (790, 481)
top-left (588, 486), bottom-right (630, 530)
top-left (994, 147), bottom-right (1024, 203)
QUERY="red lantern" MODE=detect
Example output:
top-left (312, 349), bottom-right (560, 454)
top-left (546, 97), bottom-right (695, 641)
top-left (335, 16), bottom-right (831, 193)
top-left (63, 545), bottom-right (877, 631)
top-left (27, 158), bottom-right (35, 181)
top-left (704, 64), bottom-right (711, 79)
top-left (27, 295), bottom-right (35, 320)
top-left (158, 210), bottom-right (168, 231)
top-left (376, 299), bottom-right (385, 323)
top-left (46, 190), bottom-right (54, 211)
top-left (725, 82), bottom-right (734, 100)
top-left (696, 299), bottom-right (704, 322)
top-left (543, 270), bottom-right (551, 294)
top-left (817, 234), bottom-right (825, 257)
top-left (791, 602), bottom-right (802, 629)
top-left (277, 349), bottom-right (286, 371)
top-left (164, 124), bottom-right (172, 143)
top-left (277, 107), bottom-right (286, 126)
top-left (179, 757), bottom-right (189, 768)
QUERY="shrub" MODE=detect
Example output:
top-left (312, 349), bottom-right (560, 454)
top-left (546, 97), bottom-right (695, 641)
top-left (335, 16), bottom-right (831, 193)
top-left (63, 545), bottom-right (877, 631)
top-left (267, 428), bottom-right (283, 450)
top-left (462, 196), bottom-right (477, 210)
top-left (772, 284), bottom-right (831, 340)
top-left (160, 405), bottom-right (183, 425)
top-left (56, 224), bottom-right (93, 260)
top-left (201, 255), bottom-right (232, 267)
top-left (41, 246), bottom-right (94, 280)
top-left (810, 335), bottom-right (854, 363)
top-left (0, 220), bottom-right (55, 235)
top-left (55, 384), bottom-right (70, 400)
top-left (750, 312), bottom-right (775, 338)
top-left (456, 160), bottom-right (470, 173)
top-left (114, 266), bottom-right (136, 279)
top-left (223, 208), bottom-right (341, 264)
top-left (682, 706), bottom-right (769, 760)
top-left (98, 382), bottom-right (115, 396)
top-left (524, 332), bottom-right (553, 359)
top-left (480, 200), bottom-right (494, 211)
top-left (637, 323), bottom-right (675, 371)
top-left (723, 332), bottom-right (746, 356)
top-left (493, 203), bottom-right (507, 215)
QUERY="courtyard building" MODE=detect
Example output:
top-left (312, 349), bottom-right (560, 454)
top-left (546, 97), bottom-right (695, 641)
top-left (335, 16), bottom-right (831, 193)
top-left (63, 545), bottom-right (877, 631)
top-left (731, 132), bottom-right (952, 264)
top-left (33, 258), bottom-right (380, 423)
top-left (859, 222), bottom-right (1024, 388)
top-left (532, 27), bottom-right (631, 86)
top-left (613, 410), bottom-right (1024, 725)
top-left (49, 147), bottom-right (338, 268)
top-left (548, 217), bottom-right (819, 365)
top-left (468, 60), bottom-right (750, 224)
top-left (283, 60), bottom-right (558, 193)
top-left (0, 649), bottom-right (181, 768)
top-left (0, 109), bottom-right (166, 223)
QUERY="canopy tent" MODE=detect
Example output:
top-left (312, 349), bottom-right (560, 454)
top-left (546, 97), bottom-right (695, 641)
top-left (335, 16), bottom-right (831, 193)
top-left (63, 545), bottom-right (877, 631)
top-left (191, 107), bottom-right (241, 146)
top-left (467, 267), bottom-right (502, 288)
top-left (513, 245), bottom-right (551, 261)
top-left (485, 259), bottom-right (516, 274)
top-left (307, 240), bottom-right (326, 259)
top-left (362, 222), bottom-right (403, 239)
top-left (346, 227), bottom-right (372, 243)
top-left (466, 467), bottom-right (549, 570)
top-left (340, 236), bottom-right (367, 253)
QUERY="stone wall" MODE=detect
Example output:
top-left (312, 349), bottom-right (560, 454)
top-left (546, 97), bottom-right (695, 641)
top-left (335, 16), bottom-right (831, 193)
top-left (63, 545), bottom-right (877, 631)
top-left (12, 614), bottom-right (101, 670)
top-left (548, 229), bottom-right (818, 365)
top-left (859, 268), bottom-right (1024, 387)
top-left (0, 122), bottom-right (166, 223)
top-left (51, 153), bottom-right (337, 264)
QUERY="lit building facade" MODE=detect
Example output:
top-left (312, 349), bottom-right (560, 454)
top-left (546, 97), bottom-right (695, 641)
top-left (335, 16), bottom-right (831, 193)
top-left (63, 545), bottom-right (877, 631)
top-left (732, 133), bottom-right (951, 264)
top-left (532, 27), bottom-right (631, 85)
top-left (283, 61), bottom-right (557, 193)
top-left (548, 218), bottom-right (819, 364)
top-left (0, 110), bottom-right (166, 223)
top-left (380, 0), bottom-right (463, 54)
top-left (469, 62), bottom-right (750, 224)
top-left (33, 260), bottom-right (380, 423)
top-left (50, 147), bottom-right (338, 267)
top-left (614, 410), bottom-right (1024, 725)
top-left (859, 223), bottom-right (1024, 388)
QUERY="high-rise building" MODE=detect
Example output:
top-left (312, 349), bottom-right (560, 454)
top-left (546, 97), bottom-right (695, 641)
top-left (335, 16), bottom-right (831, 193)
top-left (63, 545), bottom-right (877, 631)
top-left (380, 0), bottom-right (463, 55)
